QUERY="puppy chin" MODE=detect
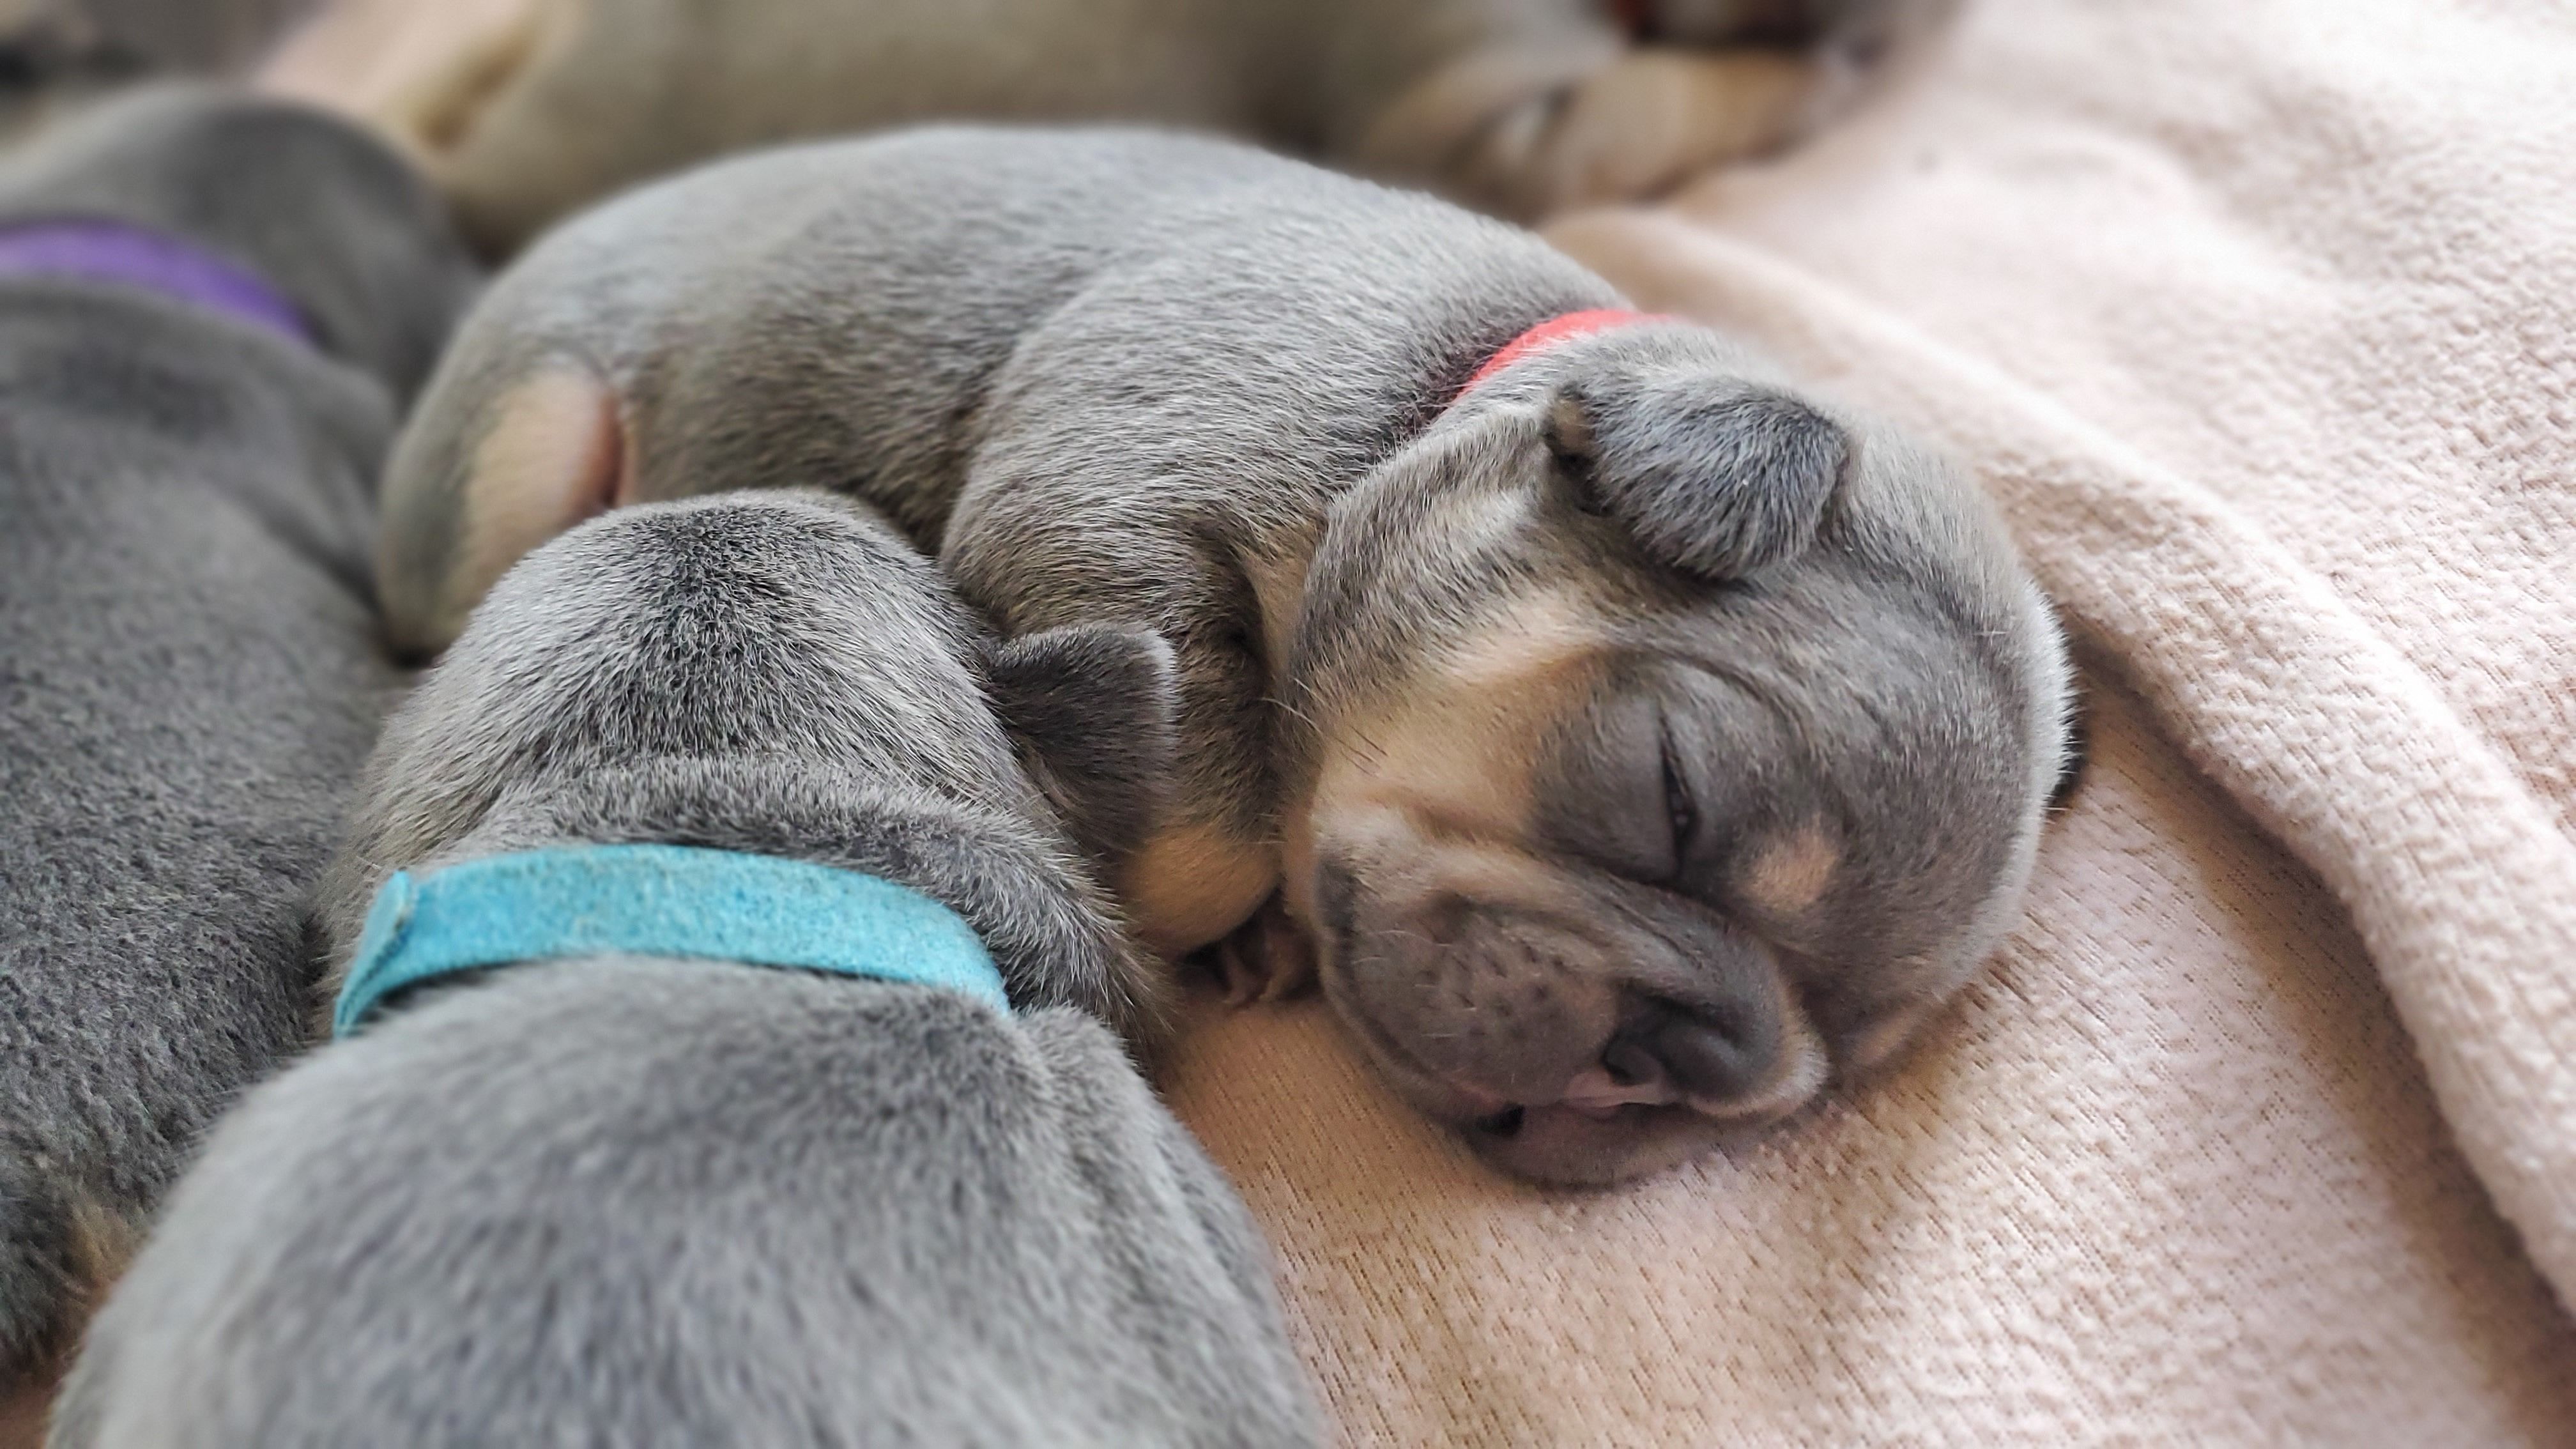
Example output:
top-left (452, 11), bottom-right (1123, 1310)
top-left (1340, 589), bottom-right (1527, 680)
top-left (1340, 1009), bottom-right (1829, 1186)
top-left (1466, 1102), bottom-right (1736, 1186)
top-left (1462, 1069), bottom-right (1828, 1185)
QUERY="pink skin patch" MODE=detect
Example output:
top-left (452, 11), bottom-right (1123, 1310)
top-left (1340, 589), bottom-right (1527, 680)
top-left (1561, 1063), bottom-right (1682, 1116)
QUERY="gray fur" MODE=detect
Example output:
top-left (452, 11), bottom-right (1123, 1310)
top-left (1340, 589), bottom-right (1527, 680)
top-left (0, 84), bottom-right (481, 396)
top-left (1545, 370), bottom-right (1848, 579)
top-left (54, 491), bottom-right (1318, 1447)
top-left (367, 0), bottom-right (1953, 255)
top-left (0, 86), bottom-right (475, 1388)
top-left (380, 128), bottom-right (2076, 1186)
top-left (986, 624), bottom-right (1186, 867)
top-left (0, 0), bottom-right (314, 148)
top-left (0, 0), bottom-right (310, 76)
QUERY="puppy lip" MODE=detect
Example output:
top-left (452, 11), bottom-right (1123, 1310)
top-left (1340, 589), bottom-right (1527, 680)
top-left (1325, 945), bottom-right (1826, 1135)
top-left (1336, 992), bottom-right (1816, 1131)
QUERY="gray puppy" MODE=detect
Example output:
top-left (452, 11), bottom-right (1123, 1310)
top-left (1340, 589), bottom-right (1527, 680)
top-left (262, 0), bottom-right (1954, 256)
top-left (0, 85), bottom-right (475, 1406)
top-left (52, 491), bottom-right (1321, 1448)
top-left (379, 127), bottom-right (2078, 1186)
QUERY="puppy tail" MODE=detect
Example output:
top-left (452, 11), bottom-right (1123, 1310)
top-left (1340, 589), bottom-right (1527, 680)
top-left (0, 1140), bottom-right (131, 1395)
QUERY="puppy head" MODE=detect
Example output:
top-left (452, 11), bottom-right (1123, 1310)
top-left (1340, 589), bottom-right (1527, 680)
top-left (0, 84), bottom-right (481, 398)
top-left (323, 490), bottom-right (1180, 1041)
top-left (1282, 320), bottom-right (2074, 1184)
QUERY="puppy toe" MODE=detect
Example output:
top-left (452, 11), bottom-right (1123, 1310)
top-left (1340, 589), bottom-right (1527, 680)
top-left (1211, 896), bottom-right (1317, 1008)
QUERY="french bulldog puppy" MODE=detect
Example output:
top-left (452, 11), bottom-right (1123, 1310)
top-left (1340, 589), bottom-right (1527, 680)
top-left (377, 127), bottom-right (2078, 1186)
top-left (51, 491), bottom-right (1321, 1448)
top-left (258, 0), bottom-right (1957, 256)
top-left (0, 85), bottom-right (475, 1413)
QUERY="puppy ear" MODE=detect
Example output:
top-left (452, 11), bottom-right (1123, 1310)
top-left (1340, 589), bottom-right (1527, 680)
top-left (1546, 370), bottom-right (1849, 580)
top-left (379, 364), bottom-right (629, 656)
top-left (986, 625), bottom-right (1181, 867)
top-left (2050, 678), bottom-right (2092, 812)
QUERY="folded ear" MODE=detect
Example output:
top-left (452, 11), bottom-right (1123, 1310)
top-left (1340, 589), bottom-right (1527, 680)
top-left (378, 363), bottom-right (629, 657)
top-left (986, 625), bottom-right (1181, 868)
top-left (1546, 369), bottom-right (1849, 580)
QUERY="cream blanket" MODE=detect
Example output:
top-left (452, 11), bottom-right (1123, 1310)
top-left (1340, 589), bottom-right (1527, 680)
top-left (1165, 0), bottom-right (2576, 1440)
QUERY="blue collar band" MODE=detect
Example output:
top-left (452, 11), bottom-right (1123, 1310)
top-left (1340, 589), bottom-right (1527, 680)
top-left (0, 218), bottom-right (312, 346)
top-left (334, 843), bottom-right (1009, 1038)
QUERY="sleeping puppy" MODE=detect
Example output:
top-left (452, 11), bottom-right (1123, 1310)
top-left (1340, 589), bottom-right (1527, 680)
top-left (257, 0), bottom-right (1958, 256)
top-left (50, 491), bottom-right (1321, 1448)
top-left (377, 127), bottom-right (2079, 1186)
top-left (0, 85), bottom-right (474, 1414)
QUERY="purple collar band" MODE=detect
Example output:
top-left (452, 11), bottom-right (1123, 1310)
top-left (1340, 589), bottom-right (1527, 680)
top-left (0, 219), bottom-right (312, 346)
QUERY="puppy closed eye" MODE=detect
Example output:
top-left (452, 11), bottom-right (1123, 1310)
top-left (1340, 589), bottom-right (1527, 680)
top-left (1659, 720), bottom-right (1699, 882)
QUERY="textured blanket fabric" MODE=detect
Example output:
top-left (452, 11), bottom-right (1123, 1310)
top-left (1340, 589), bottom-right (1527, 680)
top-left (1166, 0), bottom-right (2576, 1439)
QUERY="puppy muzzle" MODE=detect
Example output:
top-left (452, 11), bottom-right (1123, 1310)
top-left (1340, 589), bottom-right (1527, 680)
top-left (1315, 871), bottom-right (1830, 1183)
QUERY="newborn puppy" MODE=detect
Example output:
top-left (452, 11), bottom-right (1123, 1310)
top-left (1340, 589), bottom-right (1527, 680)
top-left (259, 0), bottom-right (1956, 255)
top-left (0, 85), bottom-right (474, 1407)
top-left (51, 492), bottom-right (1321, 1448)
top-left (378, 128), bottom-right (2078, 1185)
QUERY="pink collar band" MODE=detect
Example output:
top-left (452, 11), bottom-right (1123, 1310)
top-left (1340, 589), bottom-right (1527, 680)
top-left (1455, 308), bottom-right (1669, 401)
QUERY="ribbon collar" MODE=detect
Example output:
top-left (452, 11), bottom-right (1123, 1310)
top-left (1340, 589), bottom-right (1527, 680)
top-left (1453, 308), bottom-right (1670, 402)
top-left (334, 844), bottom-right (1009, 1037)
top-left (0, 218), bottom-right (312, 345)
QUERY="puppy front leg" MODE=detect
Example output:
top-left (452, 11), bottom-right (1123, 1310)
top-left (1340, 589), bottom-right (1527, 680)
top-left (1121, 815), bottom-right (1279, 967)
top-left (1212, 894), bottom-right (1317, 1006)
top-left (1458, 47), bottom-right (1818, 217)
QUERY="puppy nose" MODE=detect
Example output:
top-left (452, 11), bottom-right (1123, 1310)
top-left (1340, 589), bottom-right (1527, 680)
top-left (1611, 997), bottom-right (1779, 1105)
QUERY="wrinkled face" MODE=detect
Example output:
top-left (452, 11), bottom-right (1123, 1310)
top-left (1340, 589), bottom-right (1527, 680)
top-left (1280, 351), bottom-right (2072, 1184)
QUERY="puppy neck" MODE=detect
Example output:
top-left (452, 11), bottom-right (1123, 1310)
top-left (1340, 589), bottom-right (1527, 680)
top-left (0, 219), bottom-right (314, 345)
top-left (1225, 316), bottom-right (1655, 693)
top-left (394, 755), bottom-right (1166, 1044)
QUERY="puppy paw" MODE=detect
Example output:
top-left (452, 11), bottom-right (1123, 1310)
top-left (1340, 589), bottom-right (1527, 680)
top-left (1212, 895), bottom-right (1316, 1007)
top-left (1481, 47), bottom-right (1816, 215)
top-left (256, 0), bottom-right (545, 162)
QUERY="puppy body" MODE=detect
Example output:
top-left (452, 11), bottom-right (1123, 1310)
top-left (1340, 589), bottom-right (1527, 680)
top-left (385, 128), bottom-right (2076, 1184)
top-left (262, 0), bottom-right (1953, 254)
top-left (0, 87), bottom-right (475, 1390)
top-left (54, 493), bottom-right (1318, 1448)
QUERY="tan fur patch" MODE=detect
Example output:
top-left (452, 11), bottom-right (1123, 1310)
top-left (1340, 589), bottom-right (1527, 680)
top-left (1844, 992), bottom-right (1942, 1077)
top-left (65, 1195), bottom-right (141, 1305)
top-left (1121, 821), bottom-right (1278, 960)
top-left (257, 0), bottom-right (551, 160)
top-left (0, 1356), bottom-right (62, 1449)
top-left (1739, 820), bottom-right (1841, 919)
top-left (0, 1193), bottom-right (139, 1442)
top-left (1524, 50), bottom-right (1813, 214)
top-left (1307, 590), bottom-right (1607, 850)
top-left (448, 366), bottom-right (625, 630)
